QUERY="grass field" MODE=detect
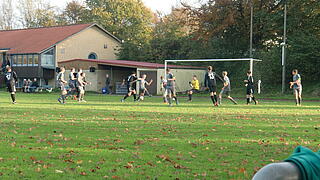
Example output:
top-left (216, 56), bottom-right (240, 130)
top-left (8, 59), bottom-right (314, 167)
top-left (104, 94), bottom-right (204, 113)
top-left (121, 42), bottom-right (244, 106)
top-left (0, 92), bottom-right (319, 179)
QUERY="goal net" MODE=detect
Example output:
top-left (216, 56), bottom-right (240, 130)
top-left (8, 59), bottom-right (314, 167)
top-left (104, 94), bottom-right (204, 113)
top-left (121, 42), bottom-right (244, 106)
top-left (163, 58), bottom-right (262, 94)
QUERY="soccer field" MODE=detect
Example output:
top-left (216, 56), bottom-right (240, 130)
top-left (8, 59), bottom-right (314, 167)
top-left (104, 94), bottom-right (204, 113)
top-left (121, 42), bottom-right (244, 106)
top-left (0, 93), bottom-right (319, 179)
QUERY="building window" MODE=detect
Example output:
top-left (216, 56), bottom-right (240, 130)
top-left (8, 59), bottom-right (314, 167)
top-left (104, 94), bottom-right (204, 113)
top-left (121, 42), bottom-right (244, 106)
top-left (23, 55), bottom-right (27, 66)
top-left (34, 55), bottom-right (39, 65)
top-left (88, 53), bottom-right (97, 59)
top-left (28, 55), bottom-right (33, 66)
top-left (17, 55), bottom-right (22, 66)
top-left (104, 44), bottom-right (108, 49)
top-left (12, 56), bottom-right (17, 66)
top-left (41, 48), bottom-right (55, 66)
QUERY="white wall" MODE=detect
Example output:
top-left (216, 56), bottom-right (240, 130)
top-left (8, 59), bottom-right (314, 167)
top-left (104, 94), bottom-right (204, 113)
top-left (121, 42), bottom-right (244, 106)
top-left (157, 69), bottom-right (206, 95)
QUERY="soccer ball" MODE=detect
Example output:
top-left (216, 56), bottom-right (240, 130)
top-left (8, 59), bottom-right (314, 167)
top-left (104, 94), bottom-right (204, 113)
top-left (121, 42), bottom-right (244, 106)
top-left (140, 96), bottom-right (144, 101)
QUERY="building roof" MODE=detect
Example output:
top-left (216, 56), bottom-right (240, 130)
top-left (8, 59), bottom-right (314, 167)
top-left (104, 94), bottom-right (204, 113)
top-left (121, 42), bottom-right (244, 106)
top-left (0, 23), bottom-right (121, 54)
top-left (59, 59), bottom-right (204, 69)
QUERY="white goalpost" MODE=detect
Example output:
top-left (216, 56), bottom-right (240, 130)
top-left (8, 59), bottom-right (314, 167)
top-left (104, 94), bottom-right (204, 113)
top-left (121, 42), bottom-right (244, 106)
top-left (164, 58), bottom-right (263, 93)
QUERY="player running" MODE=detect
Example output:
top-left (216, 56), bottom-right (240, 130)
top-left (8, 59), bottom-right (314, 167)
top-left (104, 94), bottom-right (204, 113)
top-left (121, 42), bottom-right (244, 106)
top-left (57, 67), bottom-right (67, 104)
top-left (244, 70), bottom-right (258, 105)
top-left (187, 75), bottom-right (200, 102)
top-left (160, 76), bottom-right (168, 103)
top-left (218, 71), bottom-right (237, 105)
top-left (66, 68), bottom-right (77, 100)
top-left (204, 66), bottom-right (223, 106)
top-left (4, 66), bottom-right (18, 104)
top-left (166, 68), bottom-right (179, 106)
top-left (137, 74), bottom-right (153, 101)
top-left (121, 72), bottom-right (138, 102)
top-left (290, 69), bottom-right (302, 106)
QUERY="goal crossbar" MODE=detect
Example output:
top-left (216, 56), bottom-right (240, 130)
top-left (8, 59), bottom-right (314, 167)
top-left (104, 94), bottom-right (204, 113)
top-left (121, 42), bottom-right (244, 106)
top-left (164, 58), bottom-right (262, 78)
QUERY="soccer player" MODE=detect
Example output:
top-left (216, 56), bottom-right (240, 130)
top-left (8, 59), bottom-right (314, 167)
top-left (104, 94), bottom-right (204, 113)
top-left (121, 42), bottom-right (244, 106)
top-left (244, 70), bottom-right (258, 105)
top-left (204, 66), bottom-right (223, 106)
top-left (57, 67), bottom-right (67, 104)
top-left (187, 75), bottom-right (200, 102)
top-left (160, 76), bottom-right (167, 103)
top-left (66, 68), bottom-right (77, 99)
top-left (137, 74), bottom-right (153, 101)
top-left (4, 66), bottom-right (18, 104)
top-left (166, 68), bottom-right (179, 106)
top-left (75, 68), bottom-right (83, 99)
top-left (290, 69), bottom-right (302, 106)
top-left (77, 72), bottom-right (88, 102)
top-left (219, 71), bottom-right (237, 105)
top-left (121, 72), bottom-right (138, 102)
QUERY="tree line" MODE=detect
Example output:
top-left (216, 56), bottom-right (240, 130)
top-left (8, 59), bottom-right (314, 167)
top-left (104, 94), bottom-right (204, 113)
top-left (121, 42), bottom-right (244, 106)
top-left (1, 0), bottom-right (319, 90)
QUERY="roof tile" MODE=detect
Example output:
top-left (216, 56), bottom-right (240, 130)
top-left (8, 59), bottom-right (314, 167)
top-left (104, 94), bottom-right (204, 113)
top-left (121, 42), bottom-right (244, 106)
top-left (0, 24), bottom-right (93, 54)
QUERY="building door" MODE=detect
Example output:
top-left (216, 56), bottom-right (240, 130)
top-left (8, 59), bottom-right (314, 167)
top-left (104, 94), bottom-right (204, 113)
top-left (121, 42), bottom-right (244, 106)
top-left (139, 71), bottom-right (157, 95)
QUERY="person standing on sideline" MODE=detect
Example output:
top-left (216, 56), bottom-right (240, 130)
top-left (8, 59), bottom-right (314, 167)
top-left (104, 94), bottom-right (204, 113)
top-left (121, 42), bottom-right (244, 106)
top-left (4, 66), bottom-right (18, 104)
top-left (57, 67), bottom-right (67, 104)
top-left (244, 70), bottom-right (258, 105)
top-left (219, 71), bottom-right (237, 105)
top-left (105, 74), bottom-right (111, 94)
top-left (187, 75), bottom-right (200, 102)
top-left (204, 66), bottom-right (223, 106)
top-left (290, 69), bottom-right (302, 106)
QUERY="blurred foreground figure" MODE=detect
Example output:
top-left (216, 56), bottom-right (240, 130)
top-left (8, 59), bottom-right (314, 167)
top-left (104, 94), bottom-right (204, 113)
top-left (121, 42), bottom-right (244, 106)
top-left (253, 146), bottom-right (320, 180)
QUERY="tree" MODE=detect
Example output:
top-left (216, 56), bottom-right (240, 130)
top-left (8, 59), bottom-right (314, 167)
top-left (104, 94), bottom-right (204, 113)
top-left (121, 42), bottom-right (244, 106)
top-left (0, 0), bottom-right (14, 30)
top-left (84, 0), bottom-right (155, 60)
top-left (61, 0), bottom-right (87, 24)
top-left (18, 0), bottom-right (58, 28)
top-left (85, 0), bottom-right (154, 41)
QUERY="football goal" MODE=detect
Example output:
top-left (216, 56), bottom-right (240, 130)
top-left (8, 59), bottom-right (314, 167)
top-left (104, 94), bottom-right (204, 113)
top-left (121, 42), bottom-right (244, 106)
top-left (164, 58), bottom-right (263, 93)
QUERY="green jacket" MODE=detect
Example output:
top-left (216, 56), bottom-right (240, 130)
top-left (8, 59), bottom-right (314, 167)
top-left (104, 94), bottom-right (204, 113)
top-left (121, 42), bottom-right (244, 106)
top-left (285, 146), bottom-right (320, 180)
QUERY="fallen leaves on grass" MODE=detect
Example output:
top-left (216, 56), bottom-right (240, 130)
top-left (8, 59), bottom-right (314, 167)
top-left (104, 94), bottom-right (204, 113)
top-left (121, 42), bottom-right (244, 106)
top-left (134, 140), bottom-right (144, 145)
top-left (156, 154), bottom-right (187, 169)
top-left (55, 170), bottom-right (63, 173)
top-left (124, 161), bottom-right (134, 169)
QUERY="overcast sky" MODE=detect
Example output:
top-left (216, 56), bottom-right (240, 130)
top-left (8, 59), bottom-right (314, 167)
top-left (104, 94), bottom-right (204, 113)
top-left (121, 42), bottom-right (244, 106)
top-left (50, 0), bottom-right (207, 14)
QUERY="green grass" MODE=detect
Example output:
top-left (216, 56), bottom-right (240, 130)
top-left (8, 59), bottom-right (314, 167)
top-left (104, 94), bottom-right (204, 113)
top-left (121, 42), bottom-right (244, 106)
top-left (0, 92), bottom-right (319, 179)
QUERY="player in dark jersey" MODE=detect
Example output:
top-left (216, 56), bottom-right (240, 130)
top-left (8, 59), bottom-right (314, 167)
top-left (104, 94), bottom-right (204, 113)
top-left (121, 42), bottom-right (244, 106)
top-left (290, 69), bottom-right (302, 106)
top-left (204, 66), bottom-right (223, 106)
top-left (57, 67), bottom-right (68, 104)
top-left (66, 68), bottom-right (77, 100)
top-left (121, 72), bottom-right (138, 102)
top-left (244, 70), bottom-right (258, 105)
top-left (4, 66), bottom-right (18, 104)
top-left (219, 71), bottom-right (237, 105)
top-left (75, 68), bottom-right (83, 99)
top-left (166, 68), bottom-right (179, 106)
